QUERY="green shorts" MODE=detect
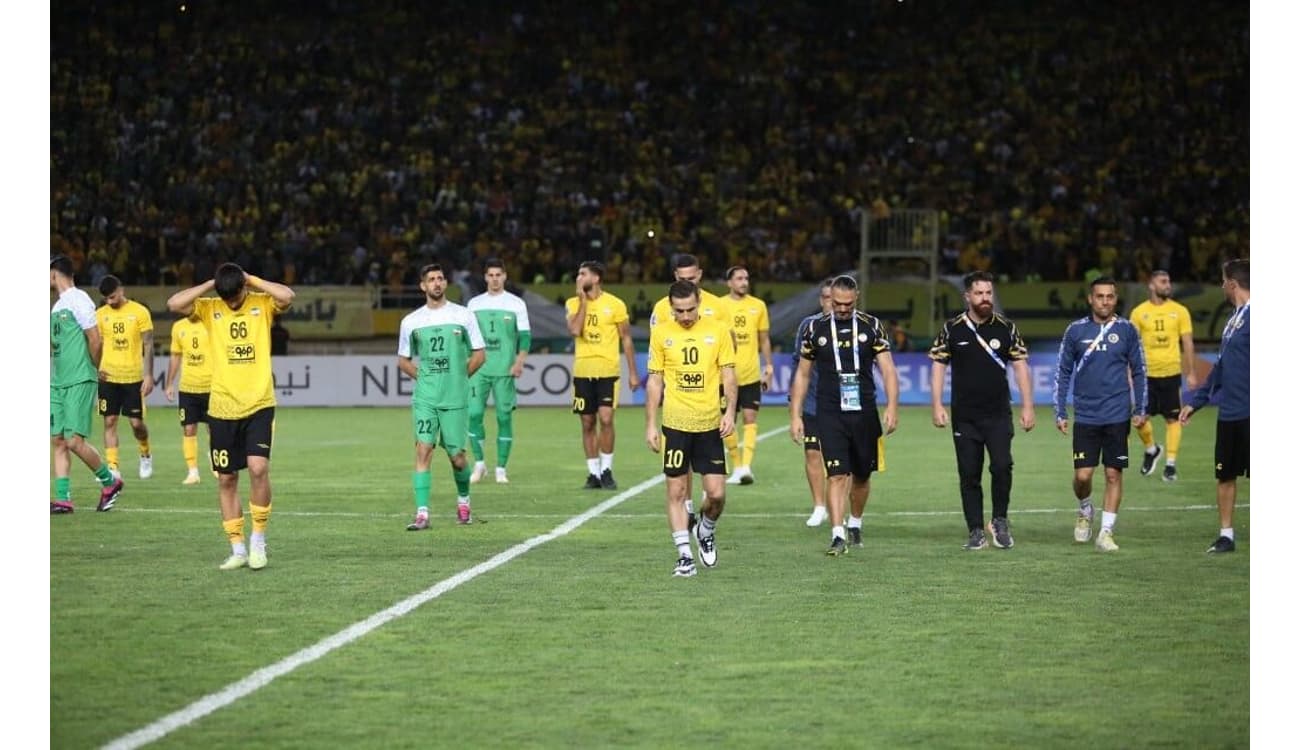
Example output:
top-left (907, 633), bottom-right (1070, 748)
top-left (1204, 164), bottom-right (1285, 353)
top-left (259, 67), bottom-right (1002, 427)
top-left (469, 372), bottom-right (518, 415)
top-left (413, 405), bottom-right (469, 455)
top-left (51, 381), bottom-right (97, 439)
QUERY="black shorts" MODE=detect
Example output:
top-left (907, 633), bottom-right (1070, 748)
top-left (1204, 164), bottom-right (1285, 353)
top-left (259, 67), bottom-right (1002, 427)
top-left (208, 407), bottom-right (275, 474)
top-left (178, 391), bottom-right (210, 426)
top-left (1072, 421), bottom-right (1131, 470)
top-left (1214, 418), bottom-right (1249, 480)
top-left (98, 381), bottom-right (145, 419)
top-left (818, 410), bottom-right (882, 479)
top-left (736, 381), bottom-right (762, 410)
top-left (801, 412), bottom-right (821, 453)
top-left (1145, 375), bottom-right (1183, 420)
top-left (661, 426), bottom-right (727, 477)
top-left (572, 377), bottom-right (618, 415)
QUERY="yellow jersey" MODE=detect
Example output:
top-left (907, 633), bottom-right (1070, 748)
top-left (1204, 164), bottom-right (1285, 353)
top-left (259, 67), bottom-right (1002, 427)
top-left (96, 299), bottom-right (153, 383)
top-left (1129, 299), bottom-right (1192, 378)
top-left (648, 316), bottom-right (736, 432)
top-left (565, 291), bottom-right (629, 379)
top-left (716, 294), bottom-right (769, 385)
top-left (194, 293), bottom-right (286, 419)
top-left (170, 317), bottom-right (213, 393)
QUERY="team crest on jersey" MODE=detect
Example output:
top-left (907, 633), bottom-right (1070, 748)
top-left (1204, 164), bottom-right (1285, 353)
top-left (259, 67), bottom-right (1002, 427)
top-left (704, 336), bottom-right (715, 345)
top-left (665, 338), bottom-right (674, 347)
top-left (453, 328), bottom-right (462, 335)
top-left (503, 315), bottom-right (513, 321)
top-left (1107, 333), bottom-right (1119, 344)
top-left (214, 312), bottom-right (222, 320)
top-left (818, 336), bottom-right (827, 345)
top-left (990, 338), bottom-right (1001, 349)
top-left (251, 307), bottom-right (261, 316)
top-left (858, 333), bottom-right (868, 342)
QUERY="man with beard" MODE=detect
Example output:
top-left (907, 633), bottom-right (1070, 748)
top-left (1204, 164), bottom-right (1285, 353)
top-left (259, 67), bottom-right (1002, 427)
top-left (929, 271), bottom-right (1036, 550)
top-left (398, 264), bottom-right (486, 530)
top-left (566, 260), bottom-right (640, 489)
top-left (718, 265), bottom-right (774, 486)
top-left (1129, 270), bottom-right (1198, 481)
top-left (789, 274), bottom-right (899, 556)
top-left (95, 275), bottom-right (155, 479)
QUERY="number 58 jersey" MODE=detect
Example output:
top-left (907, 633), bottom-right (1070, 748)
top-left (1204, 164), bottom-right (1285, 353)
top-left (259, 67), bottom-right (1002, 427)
top-left (194, 293), bottom-right (284, 420)
top-left (648, 317), bottom-right (735, 433)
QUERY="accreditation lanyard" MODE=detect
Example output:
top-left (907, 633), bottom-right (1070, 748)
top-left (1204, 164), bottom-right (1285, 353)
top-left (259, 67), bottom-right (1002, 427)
top-left (1221, 302), bottom-right (1249, 349)
top-left (830, 314), bottom-right (863, 411)
top-left (961, 314), bottom-right (1006, 368)
top-left (1074, 319), bottom-right (1115, 374)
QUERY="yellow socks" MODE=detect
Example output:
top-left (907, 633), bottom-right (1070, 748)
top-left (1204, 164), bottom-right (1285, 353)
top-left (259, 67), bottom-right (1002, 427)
top-left (138, 438), bottom-right (151, 458)
top-left (251, 504), bottom-right (271, 533)
top-left (1166, 421), bottom-right (1182, 462)
top-left (183, 435), bottom-right (199, 470)
top-left (1137, 420), bottom-right (1155, 450)
top-left (724, 430), bottom-right (740, 468)
top-left (106, 446), bottom-right (120, 471)
top-left (223, 517), bottom-right (245, 546)
top-left (741, 423), bottom-right (758, 467)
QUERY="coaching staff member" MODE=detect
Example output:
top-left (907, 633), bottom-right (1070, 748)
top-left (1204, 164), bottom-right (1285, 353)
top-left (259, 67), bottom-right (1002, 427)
top-left (789, 275), bottom-right (899, 556)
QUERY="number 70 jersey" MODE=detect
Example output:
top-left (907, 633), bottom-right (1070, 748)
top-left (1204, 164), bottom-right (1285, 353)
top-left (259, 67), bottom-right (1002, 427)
top-left (648, 317), bottom-right (735, 432)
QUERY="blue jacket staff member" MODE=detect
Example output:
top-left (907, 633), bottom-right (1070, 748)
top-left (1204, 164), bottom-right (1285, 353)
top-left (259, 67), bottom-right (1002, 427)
top-left (1053, 276), bottom-right (1148, 553)
top-left (1179, 258), bottom-right (1249, 554)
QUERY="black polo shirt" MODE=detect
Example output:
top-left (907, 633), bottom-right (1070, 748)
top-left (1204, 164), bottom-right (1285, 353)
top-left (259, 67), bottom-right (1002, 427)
top-left (799, 311), bottom-right (890, 416)
top-left (928, 312), bottom-right (1028, 421)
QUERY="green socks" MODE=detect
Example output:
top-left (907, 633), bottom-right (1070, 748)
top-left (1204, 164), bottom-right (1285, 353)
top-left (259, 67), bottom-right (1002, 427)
top-left (412, 470), bottom-right (431, 511)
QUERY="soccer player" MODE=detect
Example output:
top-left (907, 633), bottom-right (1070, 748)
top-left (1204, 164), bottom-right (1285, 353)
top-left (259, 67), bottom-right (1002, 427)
top-left (792, 279), bottom-right (834, 527)
top-left (566, 260), bottom-right (640, 490)
top-left (167, 263), bottom-right (295, 570)
top-left (649, 254), bottom-right (727, 521)
top-left (719, 265), bottom-right (773, 486)
top-left (1129, 270), bottom-right (1198, 481)
top-left (50, 256), bottom-right (124, 513)
top-left (789, 275), bottom-right (899, 555)
top-left (1180, 259), bottom-right (1249, 554)
top-left (466, 258), bottom-right (530, 485)
top-left (95, 275), bottom-right (155, 479)
top-left (929, 271), bottom-right (1036, 551)
top-left (164, 310), bottom-right (212, 485)
top-left (1052, 277), bottom-right (1148, 552)
top-left (398, 264), bottom-right (486, 530)
top-left (644, 281), bottom-right (737, 577)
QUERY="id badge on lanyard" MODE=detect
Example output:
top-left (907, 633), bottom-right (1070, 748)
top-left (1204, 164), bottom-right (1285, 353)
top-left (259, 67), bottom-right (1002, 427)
top-left (831, 315), bottom-right (863, 412)
top-left (838, 373), bottom-right (862, 412)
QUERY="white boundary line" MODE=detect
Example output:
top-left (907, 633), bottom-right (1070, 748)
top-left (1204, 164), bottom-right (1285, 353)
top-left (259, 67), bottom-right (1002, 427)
top-left (103, 426), bottom-right (788, 750)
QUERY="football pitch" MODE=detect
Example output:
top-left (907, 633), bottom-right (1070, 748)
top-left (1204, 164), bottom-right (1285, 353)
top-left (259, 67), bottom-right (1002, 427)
top-left (52, 406), bottom-right (1249, 749)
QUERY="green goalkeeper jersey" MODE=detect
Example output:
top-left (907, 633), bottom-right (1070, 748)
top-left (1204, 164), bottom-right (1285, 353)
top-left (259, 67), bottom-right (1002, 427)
top-left (466, 290), bottom-right (531, 377)
top-left (397, 301), bottom-right (486, 408)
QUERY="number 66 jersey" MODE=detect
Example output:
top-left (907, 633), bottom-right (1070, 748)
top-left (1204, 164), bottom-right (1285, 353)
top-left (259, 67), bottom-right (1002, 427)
top-left (194, 293), bottom-right (285, 419)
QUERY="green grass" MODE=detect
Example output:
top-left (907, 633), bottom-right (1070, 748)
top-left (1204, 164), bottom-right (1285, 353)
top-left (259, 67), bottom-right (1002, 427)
top-left (51, 406), bottom-right (1248, 749)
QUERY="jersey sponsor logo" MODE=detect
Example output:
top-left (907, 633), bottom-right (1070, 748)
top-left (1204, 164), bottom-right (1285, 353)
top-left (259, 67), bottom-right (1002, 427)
top-left (431, 356), bottom-right (451, 372)
top-left (227, 343), bottom-right (256, 363)
top-left (676, 371), bottom-right (705, 391)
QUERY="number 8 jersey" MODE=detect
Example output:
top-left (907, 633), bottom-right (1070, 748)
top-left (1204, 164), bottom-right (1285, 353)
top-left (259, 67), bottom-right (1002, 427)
top-left (194, 293), bottom-right (284, 419)
top-left (648, 316), bottom-right (735, 432)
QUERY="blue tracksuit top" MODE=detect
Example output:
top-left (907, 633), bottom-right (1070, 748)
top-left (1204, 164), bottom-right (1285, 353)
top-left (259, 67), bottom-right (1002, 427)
top-left (1053, 315), bottom-right (1148, 424)
top-left (1189, 303), bottom-right (1249, 421)
top-left (790, 313), bottom-right (821, 417)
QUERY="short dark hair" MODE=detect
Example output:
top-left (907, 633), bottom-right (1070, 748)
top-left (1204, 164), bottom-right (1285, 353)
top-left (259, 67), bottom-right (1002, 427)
top-left (579, 260), bottom-right (605, 280)
top-left (50, 255), bottom-right (74, 279)
top-left (484, 258), bottom-right (505, 273)
top-left (98, 275), bottom-right (122, 297)
top-left (819, 276), bottom-right (835, 290)
top-left (1223, 258), bottom-right (1249, 290)
top-left (725, 265), bottom-right (747, 280)
top-left (419, 263), bottom-right (444, 279)
top-left (963, 270), bottom-right (994, 290)
top-left (214, 263), bottom-right (246, 301)
top-left (1150, 269), bottom-right (1170, 280)
top-left (668, 280), bottom-right (699, 301)
top-left (673, 254), bottom-right (700, 270)
top-left (830, 274), bottom-right (858, 292)
top-left (1089, 276), bottom-right (1117, 291)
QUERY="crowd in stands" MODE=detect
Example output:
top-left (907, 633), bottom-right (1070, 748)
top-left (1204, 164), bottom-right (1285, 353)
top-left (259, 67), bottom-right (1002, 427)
top-left (52, 0), bottom-right (1247, 292)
